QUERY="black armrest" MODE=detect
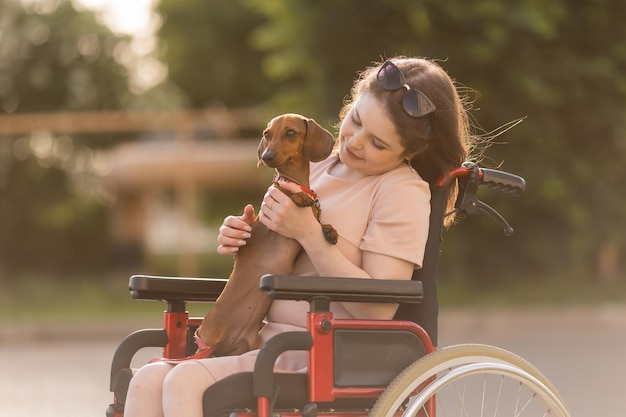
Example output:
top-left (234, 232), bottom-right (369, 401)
top-left (260, 275), bottom-right (423, 304)
top-left (129, 274), bottom-right (423, 304)
top-left (129, 275), bottom-right (227, 302)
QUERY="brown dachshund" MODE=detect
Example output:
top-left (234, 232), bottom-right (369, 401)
top-left (197, 113), bottom-right (338, 356)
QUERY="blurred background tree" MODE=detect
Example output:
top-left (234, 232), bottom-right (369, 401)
top-left (157, 0), bottom-right (272, 109)
top-left (154, 0), bottom-right (626, 288)
top-left (0, 0), bottom-right (132, 275)
top-left (1, 0), bottom-right (625, 295)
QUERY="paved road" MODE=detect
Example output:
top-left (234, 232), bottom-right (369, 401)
top-left (439, 304), bottom-right (626, 417)
top-left (1, 305), bottom-right (624, 417)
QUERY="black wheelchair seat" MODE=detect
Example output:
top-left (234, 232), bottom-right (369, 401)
top-left (203, 373), bottom-right (374, 417)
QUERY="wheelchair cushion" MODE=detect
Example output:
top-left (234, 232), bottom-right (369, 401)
top-left (202, 372), bottom-right (377, 417)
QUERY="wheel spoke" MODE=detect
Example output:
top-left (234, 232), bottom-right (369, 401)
top-left (370, 344), bottom-right (571, 417)
top-left (480, 373), bottom-right (486, 417)
top-left (514, 390), bottom-right (536, 417)
top-left (452, 376), bottom-right (470, 417)
top-left (493, 375), bottom-right (503, 417)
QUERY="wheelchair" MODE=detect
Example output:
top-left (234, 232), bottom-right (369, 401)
top-left (107, 162), bottom-right (572, 417)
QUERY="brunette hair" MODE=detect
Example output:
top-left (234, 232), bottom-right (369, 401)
top-left (339, 57), bottom-right (477, 225)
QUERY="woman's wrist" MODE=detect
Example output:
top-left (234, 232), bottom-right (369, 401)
top-left (298, 220), bottom-right (334, 257)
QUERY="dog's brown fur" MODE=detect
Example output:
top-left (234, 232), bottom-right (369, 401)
top-left (197, 114), bottom-right (337, 356)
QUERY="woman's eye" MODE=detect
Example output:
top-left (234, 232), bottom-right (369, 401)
top-left (371, 139), bottom-right (385, 150)
top-left (351, 113), bottom-right (362, 126)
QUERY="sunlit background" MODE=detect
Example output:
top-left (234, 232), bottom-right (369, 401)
top-left (74, 0), bottom-right (166, 92)
top-left (2, 0), bottom-right (624, 292)
top-left (0, 1), bottom-right (625, 416)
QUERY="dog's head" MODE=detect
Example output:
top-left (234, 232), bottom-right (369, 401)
top-left (257, 113), bottom-right (335, 168)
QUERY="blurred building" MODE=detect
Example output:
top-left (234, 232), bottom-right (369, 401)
top-left (103, 137), bottom-right (269, 276)
top-left (0, 108), bottom-right (269, 276)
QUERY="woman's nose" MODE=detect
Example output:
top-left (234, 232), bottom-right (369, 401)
top-left (347, 132), bottom-right (364, 149)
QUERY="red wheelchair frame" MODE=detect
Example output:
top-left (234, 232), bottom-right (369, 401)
top-left (107, 162), bottom-right (527, 417)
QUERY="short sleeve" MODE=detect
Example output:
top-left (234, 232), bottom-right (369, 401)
top-left (359, 173), bottom-right (430, 268)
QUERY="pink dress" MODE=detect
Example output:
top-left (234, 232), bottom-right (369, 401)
top-left (197, 156), bottom-right (430, 379)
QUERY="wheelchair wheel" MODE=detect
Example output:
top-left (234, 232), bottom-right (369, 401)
top-left (369, 343), bottom-right (571, 417)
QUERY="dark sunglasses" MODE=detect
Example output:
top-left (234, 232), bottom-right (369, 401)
top-left (376, 60), bottom-right (436, 118)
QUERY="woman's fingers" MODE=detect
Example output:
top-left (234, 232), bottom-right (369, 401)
top-left (216, 243), bottom-right (241, 255)
top-left (217, 228), bottom-right (249, 254)
top-left (221, 216), bottom-right (252, 236)
top-left (259, 187), bottom-right (300, 233)
top-left (216, 205), bottom-right (256, 255)
top-left (261, 187), bottom-right (290, 215)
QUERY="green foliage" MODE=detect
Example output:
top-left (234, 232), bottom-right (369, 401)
top-left (2, 0), bottom-right (625, 287)
top-left (156, 0), bottom-right (273, 108)
top-left (0, 0), bottom-right (132, 112)
top-left (0, 0), bottom-right (134, 276)
top-left (0, 158), bottom-right (112, 274)
top-left (154, 0), bottom-right (626, 285)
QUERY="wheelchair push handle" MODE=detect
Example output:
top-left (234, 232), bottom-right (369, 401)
top-left (479, 168), bottom-right (526, 196)
top-left (438, 162), bottom-right (526, 236)
top-left (440, 162), bottom-right (526, 196)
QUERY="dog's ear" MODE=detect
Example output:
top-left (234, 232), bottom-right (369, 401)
top-left (257, 133), bottom-right (267, 167)
top-left (258, 119), bottom-right (274, 167)
top-left (304, 118), bottom-right (335, 162)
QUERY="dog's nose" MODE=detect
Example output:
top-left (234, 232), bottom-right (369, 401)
top-left (261, 150), bottom-right (276, 164)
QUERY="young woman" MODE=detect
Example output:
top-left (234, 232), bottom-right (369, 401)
top-left (124, 56), bottom-right (476, 417)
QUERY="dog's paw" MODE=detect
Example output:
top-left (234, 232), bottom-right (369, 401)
top-left (322, 224), bottom-right (338, 244)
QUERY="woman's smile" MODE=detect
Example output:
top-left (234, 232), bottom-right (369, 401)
top-left (342, 143), bottom-right (362, 161)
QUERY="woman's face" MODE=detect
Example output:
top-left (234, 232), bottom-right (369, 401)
top-left (338, 92), bottom-right (407, 176)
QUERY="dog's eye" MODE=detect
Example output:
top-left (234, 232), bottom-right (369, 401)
top-left (263, 131), bottom-right (270, 140)
top-left (286, 129), bottom-right (296, 137)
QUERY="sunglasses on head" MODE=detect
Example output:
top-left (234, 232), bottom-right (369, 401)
top-left (376, 60), bottom-right (436, 118)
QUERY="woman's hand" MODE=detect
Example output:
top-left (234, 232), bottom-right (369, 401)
top-left (259, 187), bottom-right (319, 242)
top-left (216, 204), bottom-right (255, 255)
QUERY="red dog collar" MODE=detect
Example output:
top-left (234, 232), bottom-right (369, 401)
top-left (273, 174), bottom-right (318, 201)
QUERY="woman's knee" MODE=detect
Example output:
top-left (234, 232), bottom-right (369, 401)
top-left (163, 361), bottom-right (216, 396)
top-left (127, 362), bottom-right (173, 398)
top-left (161, 361), bottom-right (216, 415)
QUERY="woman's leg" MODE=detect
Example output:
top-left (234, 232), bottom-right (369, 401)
top-left (161, 359), bottom-right (229, 417)
top-left (122, 352), bottom-right (258, 417)
top-left (124, 361), bottom-right (174, 417)
top-left (155, 323), bottom-right (308, 417)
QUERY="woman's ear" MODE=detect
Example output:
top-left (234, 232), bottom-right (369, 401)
top-left (304, 118), bottom-right (335, 162)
